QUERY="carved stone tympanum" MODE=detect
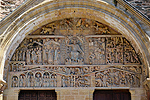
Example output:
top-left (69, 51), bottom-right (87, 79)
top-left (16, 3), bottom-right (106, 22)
top-left (7, 18), bottom-right (143, 88)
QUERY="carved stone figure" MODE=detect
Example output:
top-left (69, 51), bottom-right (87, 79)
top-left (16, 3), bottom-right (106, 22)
top-left (19, 74), bottom-right (26, 87)
top-left (12, 76), bottom-right (18, 87)
top-left (66, 37), bottom-right (84, 64)
top-left (18, 51), bottom-right (22, 61)
top-left (43, 73), bottom-right (50, 87)
top-left (48, 47), bottom-right (54, 65)
top-left (22, 49), bottom-right (26, 61)
top-left (44, 38), bottom-right (51, 49)
top-left (89, 39), bottom-right (93, 47)
top-left (31, 48), bottom-right (37, 64)
top-left (54, 47), bottom-right (60, 65)
top-left (36, 47), bottom-right (42, 64)
top-left (50, 74), bottom-right (57, 87)
top-left (35, 72), bottom-right (42, 87)
top-left (103, 72), bottom-right (108, 87)
top-left (43, 46), bottom-right (48, 64)
top-left (26, 49), bottom-right (31, 65)
top-left (27, 73), bottom-right (34, 87)
top-left (12, 64), bottom-right (17, 72)
top-left (62, 76), bottom-right (66, 87)
top-left (70, 76), bottom-right (74, 87)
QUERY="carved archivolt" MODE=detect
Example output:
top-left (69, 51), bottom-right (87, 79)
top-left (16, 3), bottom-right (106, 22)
top-left (7, 18), bottom-right (143, 88)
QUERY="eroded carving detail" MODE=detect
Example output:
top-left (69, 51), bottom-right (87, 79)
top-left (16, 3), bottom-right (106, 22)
top-left (95, 69), bottom-right (140, 87)
top-left (12, 72), bottom-right (57, 87)
top-left (10, 36), bottom-right (141, 66)
top-left (61, 75), bottom-right (90, 87)
top-left (106, 37), bottom-right (123, 64)
top-left (12, 76), bottom-right (18, 87)
top-left (124, 39), bottom-right (140, 64)
top-left (88, 37), bottom-right (105, 65)
top-left (9, 18), bottom-right (143, 88)
top-left (65, 36), bottom-right (84, 65)
top-left (10, 65), bottom-right (141, 88)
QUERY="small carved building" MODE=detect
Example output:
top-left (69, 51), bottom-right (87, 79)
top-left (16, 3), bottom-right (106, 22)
top-left (0, 0), bottom-right (150, 100)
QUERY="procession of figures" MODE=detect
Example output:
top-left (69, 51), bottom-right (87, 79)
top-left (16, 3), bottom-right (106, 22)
top-left (11, 38), bottom-right (62, 65)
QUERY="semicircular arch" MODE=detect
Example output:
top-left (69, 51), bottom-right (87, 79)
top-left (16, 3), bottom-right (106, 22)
top-left (0, 0), bottom-right (149, 85)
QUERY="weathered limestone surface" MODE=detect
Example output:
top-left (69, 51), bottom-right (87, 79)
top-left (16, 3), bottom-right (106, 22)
top-left (0, 0), bottom-right (25, 20)
top-left (0, 0), bottom-right (150, 100)
top-left (0, 0), bottom-right (150, 21)
top-left (130, 88), bottom-right (147, 100)
top-left (3, 89), bottom-right (19, 100)
top-left (55, 88), bottom-right (94, 100)
top-left (127, 0), bottom-right (150, 18)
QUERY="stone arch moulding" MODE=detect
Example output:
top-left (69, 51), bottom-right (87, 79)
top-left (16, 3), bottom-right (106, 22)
top-left (0, 0), bottom-right (149, 89)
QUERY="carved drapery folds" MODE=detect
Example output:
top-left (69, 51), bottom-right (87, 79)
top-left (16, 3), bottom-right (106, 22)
top-left (10, 37), bottom-right (140, 66)
top-left (11, 72), bottom-right (57, 87)
top-left (10, 65), bottom-right (141, 88)
top-left (8, 18), bottom-right (143, 88)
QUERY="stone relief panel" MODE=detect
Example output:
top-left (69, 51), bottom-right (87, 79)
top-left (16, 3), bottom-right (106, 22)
top-left (31, 18), bottom-right (120, 36)
top-left (10, 65), bottom-right (142, 88)
top-left (88, 37), bottom-right (105, 65)
top-left (123, 39), bottom-right (141, 64)
top-left (10, 36), bottom-right (141, 66)
top-left (11, 71), bottom-right (57, 88)
top-left (11, 38), bottom-right (62, 65)
top-left (106, 37), bottom-right (123, 64)
top-left (95, 69), bottom-right (140, 87)
top-left (65, 36), bottom-right (84, 65)
top-left (7, 18), bottom-right (143, 88)
top-left (61, 75), bottom-right (90, 87)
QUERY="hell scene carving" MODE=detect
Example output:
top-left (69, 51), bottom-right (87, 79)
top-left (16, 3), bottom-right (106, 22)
top-left (8, 18), bottom-right (143, 88)
top-left (95, 69), bottom-right (140, 87)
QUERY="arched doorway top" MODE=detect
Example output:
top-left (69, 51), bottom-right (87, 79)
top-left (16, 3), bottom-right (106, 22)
top-left (0, 0), bottom-right (149, 83)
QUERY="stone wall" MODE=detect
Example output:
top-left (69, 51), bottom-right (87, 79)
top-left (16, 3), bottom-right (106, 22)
top-left (56, 89), bottom-right (94, 100)
top-left (126, 0), bottom-right (150, 18)
top-left (0, 0), bottom-right (25, 20)
top-left (0, 0), bottom-right (150, 20)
